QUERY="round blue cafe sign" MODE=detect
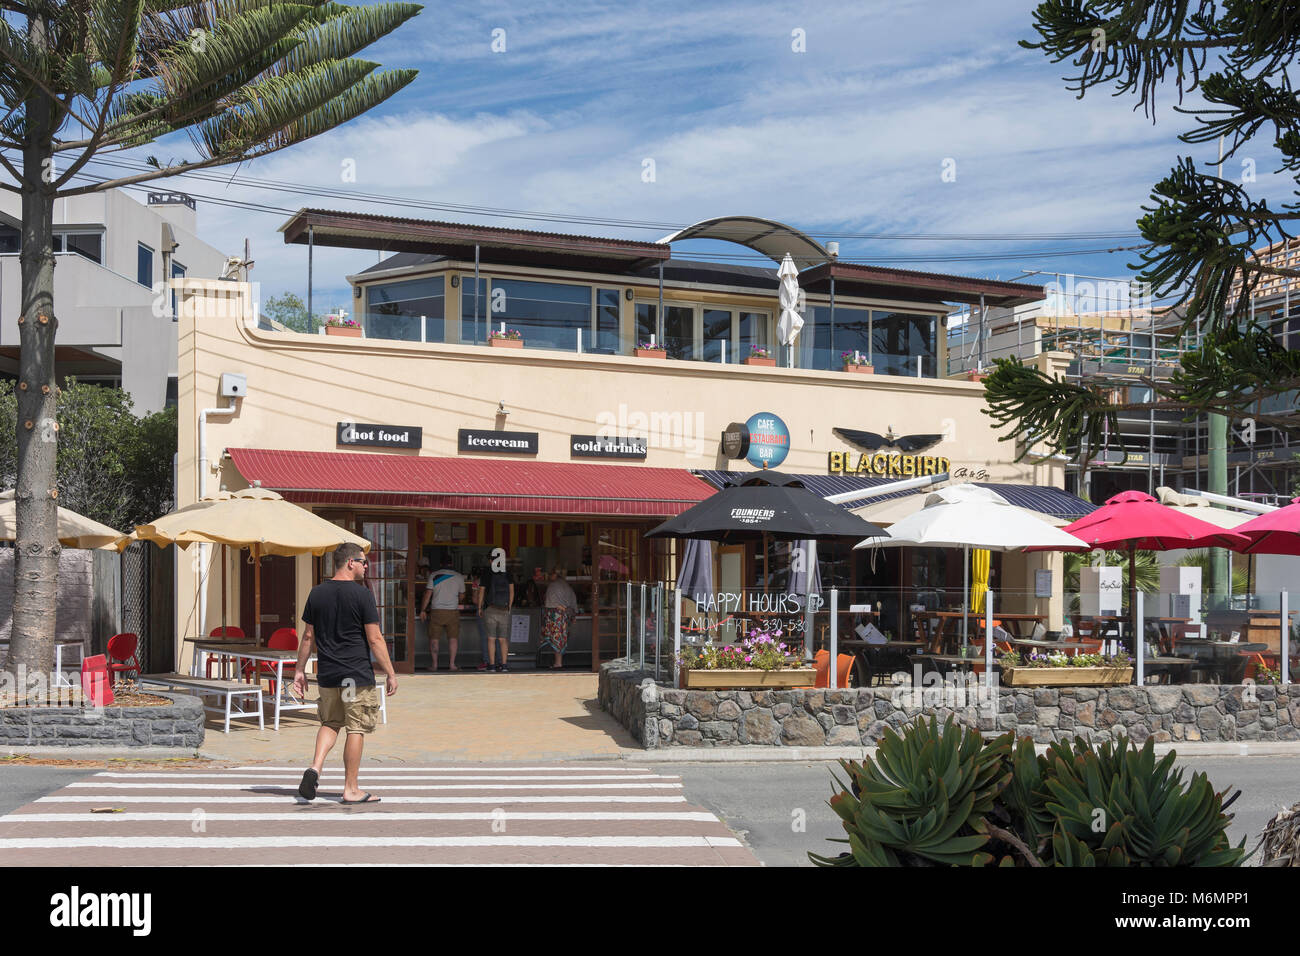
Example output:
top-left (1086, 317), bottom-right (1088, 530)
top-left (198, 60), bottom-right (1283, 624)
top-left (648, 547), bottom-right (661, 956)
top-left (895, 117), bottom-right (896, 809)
top-left (745, 412), bottom-right (790, 468)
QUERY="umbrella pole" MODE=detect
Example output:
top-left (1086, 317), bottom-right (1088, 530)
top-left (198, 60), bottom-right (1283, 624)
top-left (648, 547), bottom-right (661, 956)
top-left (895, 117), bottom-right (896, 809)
top-left (1129, 546), bottom-right (1137, 653)
top-left (255, 546), bottom-right (263, 646)
top-left (962, 544), bottom-right (969, 648)
top-left (221, 544), bottom-right (227, 633)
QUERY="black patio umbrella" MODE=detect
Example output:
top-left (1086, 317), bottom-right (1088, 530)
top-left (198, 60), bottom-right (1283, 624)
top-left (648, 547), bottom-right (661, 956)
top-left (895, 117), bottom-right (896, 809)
top-left (646, 472), bottom-right (889, 544)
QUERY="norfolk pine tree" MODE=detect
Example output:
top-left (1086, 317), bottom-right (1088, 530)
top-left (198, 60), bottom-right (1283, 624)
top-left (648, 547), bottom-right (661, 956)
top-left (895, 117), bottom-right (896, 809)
top-left (0, 0), bottom-right (421, 681)
top-left (985, 1), bottom-right (1300, 465)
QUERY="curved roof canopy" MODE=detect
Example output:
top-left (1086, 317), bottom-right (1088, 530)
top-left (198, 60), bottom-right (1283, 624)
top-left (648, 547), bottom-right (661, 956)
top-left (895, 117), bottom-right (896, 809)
top-left (660, 216), bottom-right (829, 267)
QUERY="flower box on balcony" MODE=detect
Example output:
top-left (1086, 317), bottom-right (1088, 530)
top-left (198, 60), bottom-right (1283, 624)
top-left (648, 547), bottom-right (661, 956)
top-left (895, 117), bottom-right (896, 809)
top-left (843, 363), bottom-right (873, 374)
top-left (743, 357), bottom-right (776, 367)
top-left (325, 325), bottom-right (362, 338)
top-left (634, 347), bottom-right (666, 359)
top-left (965, 371), bottom-right (986, 382)
top-left (490, 337), bottom-right (523, 349)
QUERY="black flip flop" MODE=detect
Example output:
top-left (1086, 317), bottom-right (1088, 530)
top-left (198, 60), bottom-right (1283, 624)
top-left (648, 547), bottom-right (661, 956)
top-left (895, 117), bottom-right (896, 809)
top-left (340, 792), bottom-right (380, 805)
top-left (298, 768), bottom-right (319, 800)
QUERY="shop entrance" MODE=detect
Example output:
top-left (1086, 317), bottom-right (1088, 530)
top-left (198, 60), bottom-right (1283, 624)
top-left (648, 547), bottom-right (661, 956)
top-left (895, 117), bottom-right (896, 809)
top-left (240, 553), bottom-right (296, 640)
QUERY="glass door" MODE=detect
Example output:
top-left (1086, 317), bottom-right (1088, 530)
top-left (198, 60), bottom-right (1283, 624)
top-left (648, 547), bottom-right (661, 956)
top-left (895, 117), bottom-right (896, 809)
top-left (359, 518), bottom-right (415, 673)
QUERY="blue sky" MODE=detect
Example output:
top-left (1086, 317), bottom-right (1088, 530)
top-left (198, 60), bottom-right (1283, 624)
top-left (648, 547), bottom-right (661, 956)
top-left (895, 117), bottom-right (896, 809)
top-left (88, 0), bottom-right (1295, 315)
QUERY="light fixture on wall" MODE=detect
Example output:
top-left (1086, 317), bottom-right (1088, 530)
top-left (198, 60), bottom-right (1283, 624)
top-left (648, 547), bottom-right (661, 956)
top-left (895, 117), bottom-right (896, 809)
top-left (497, 400), bottom-right (509, 417)
top-left (450, 274), bottom-right (460, 287)
top-left (353, 285), bottom-right (362, 299)
top-left (624, 288), bottom-right (634, 301)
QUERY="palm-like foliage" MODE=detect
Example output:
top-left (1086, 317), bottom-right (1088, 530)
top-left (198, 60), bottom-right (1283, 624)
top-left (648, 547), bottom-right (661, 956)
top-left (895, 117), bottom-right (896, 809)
top-left (0, 0), bottom-right (421, 191)
top-left (987, 1), bottom-right (1300, 463)
top-left (0, 0), bottom-right (420, 676)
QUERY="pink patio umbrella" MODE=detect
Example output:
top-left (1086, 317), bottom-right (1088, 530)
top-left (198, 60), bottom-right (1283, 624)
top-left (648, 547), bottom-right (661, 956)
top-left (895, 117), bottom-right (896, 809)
top-left (1233, 497), bottom-right (1300, 556)
top-left (1058, 491), bottom-right (1249, 642)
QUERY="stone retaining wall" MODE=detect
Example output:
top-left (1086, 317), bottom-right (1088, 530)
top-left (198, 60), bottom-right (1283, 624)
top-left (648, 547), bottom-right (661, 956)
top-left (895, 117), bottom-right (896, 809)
top-left (598, 662), bottom-right (1300, 749)
top-left (0, 692), bottom-right (205, 748)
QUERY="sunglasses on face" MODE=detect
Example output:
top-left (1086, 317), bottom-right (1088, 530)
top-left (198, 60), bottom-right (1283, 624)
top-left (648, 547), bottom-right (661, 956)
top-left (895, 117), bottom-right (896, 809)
top-left (349, 558), bottom-right (369, 568)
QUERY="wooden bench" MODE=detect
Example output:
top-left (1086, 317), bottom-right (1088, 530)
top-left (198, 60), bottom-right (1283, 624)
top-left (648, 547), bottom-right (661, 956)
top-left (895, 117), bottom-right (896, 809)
top-left (140, 674), bottom-right (264, 734)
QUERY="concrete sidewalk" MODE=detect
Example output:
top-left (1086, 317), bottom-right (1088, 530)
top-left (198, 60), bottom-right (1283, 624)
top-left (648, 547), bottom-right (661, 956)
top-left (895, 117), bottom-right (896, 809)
top-left (198, 671), bottom-right (641, 764)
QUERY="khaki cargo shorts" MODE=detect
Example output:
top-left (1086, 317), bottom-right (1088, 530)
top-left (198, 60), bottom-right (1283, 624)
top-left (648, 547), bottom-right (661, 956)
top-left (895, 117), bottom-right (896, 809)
top-left (428, 608), bottom-right (460, 641)
top-left (484, 606), bottom-right (511, 639)
top-left (318, 683), bottom-right (380, 735)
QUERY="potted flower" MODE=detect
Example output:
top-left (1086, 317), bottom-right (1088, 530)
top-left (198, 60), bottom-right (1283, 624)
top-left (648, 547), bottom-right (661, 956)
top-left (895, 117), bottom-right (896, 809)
top-left (489, 328), bottom-right (524, 348)
top-left (841, 350), bottom-right (873, 374)
top-left (634, 340), bottom-right (666, 359)
top-left (324, 314), bottom-right (362, 338)
top-left (743, 345), bottom-right (775, 367)
top-left (677, 627), bottom-right (815, 689)
top-left (965, 366), bottom-right (987, 382)
top-left (998, 649), bottom-right (1134, 686)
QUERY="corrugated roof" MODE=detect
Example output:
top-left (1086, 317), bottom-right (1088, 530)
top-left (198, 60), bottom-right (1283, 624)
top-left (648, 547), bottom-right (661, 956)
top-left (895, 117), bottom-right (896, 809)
top-left (694, 471), bottom-right (1095, 521)
top-left (230, 449), bottom-right (715, 518)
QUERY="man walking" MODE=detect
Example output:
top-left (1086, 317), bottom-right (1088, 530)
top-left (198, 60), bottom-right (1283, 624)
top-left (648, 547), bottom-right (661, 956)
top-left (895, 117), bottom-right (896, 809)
top-left (293, 542), bottom-right (397, 804)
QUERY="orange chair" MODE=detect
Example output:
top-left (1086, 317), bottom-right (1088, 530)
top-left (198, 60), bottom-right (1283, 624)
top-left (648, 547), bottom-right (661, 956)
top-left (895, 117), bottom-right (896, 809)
top-left (206, 625), bottom-right (246, 679)
top-left (814, 650), bottom-right (856, 689)
top-left (244, 628), bottom-right (298, 695)
top-left (106, 633), bottom-right (141, 684)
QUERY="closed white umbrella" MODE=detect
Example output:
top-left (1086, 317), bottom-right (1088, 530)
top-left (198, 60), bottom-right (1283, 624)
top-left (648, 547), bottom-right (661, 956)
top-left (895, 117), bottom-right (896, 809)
top-left (777, 253), bottom-right (803, 365)
top-left (854, 483), bottom-right (1086, 645)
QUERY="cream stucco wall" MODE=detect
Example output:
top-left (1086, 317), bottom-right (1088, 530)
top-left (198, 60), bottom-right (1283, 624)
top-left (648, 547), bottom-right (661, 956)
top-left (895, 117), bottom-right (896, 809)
top-left (174, 279), bottom-right (1067, 663)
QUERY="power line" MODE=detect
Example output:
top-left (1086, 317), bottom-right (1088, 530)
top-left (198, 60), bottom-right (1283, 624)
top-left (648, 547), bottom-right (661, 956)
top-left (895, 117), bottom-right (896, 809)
top-left (71, 153), bottom-right (1146, 244)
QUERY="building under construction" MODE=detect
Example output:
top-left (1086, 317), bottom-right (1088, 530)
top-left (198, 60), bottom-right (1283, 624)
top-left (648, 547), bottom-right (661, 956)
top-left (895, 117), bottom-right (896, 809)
top-left (945, 260), bottom-right (1299, 507)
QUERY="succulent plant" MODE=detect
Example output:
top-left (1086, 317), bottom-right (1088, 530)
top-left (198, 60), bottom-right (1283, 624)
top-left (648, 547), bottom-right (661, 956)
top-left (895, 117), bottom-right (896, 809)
top-left (813, 717), bottom-right (1247, 867)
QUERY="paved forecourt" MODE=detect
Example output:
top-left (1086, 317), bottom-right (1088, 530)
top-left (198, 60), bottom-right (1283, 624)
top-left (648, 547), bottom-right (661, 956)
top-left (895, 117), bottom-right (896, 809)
top-left (0, 762), bottom-right (759, 866)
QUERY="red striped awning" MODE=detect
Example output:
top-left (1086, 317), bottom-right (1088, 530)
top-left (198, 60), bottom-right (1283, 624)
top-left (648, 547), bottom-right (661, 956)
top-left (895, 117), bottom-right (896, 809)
top-left (227, 449), bottom-right (714, 518)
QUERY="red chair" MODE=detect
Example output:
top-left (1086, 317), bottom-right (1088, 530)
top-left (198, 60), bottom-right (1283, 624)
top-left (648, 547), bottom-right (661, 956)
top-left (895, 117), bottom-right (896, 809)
top-left (814, 650), bottom-right (856, 689)
top-left (106, 633), bottom-right (141, 685)
top-left (244, 628), bottom-right (298, 695)
top-left (206, 626), bottom-right (246, 679)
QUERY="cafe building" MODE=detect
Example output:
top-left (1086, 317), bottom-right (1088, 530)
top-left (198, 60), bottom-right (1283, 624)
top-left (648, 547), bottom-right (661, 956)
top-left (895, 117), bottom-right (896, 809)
top-left (172, 212), bottom-right (1078, 673)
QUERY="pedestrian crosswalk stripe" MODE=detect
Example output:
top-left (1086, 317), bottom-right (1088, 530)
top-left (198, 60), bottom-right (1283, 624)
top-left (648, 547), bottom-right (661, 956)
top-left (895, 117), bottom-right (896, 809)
top-left (4, 812), bottom-right (720, 823)
top-left (67, 782), bottom-right (684, 791)
top-left (229, 766), bottom-right (652, 772)
top-left (93, 773), bottom-right (677, 782)
top-left (36, 795), bottom-right (690, 804)
top-left (0, 836), bottom-right (744, 849)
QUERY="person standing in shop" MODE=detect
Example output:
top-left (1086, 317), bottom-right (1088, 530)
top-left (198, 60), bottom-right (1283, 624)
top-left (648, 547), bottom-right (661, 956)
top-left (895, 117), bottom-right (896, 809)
top-left (479, 565), bottom-right (514, 672)
top-left (419, 554), bottom-right (465, 671)
top-left (541, 566), bottom-right (578, 669)
top-left (467, 567), bottom-right (491, 671)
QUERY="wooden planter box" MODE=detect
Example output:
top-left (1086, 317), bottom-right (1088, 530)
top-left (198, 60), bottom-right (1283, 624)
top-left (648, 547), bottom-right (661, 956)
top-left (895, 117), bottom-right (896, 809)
top-left (490, 337), bottom-right (523, 348)
top-left (325, 325), bottom-right (362, 338)
top-left (965, 371), bottom-right (986, 382)
top-left (1001, 666), bottom-right (1133, 687)
top-left (743, 356), bottom-right (775, 367)
top-left (842, 363), bottom-right (874, 374)
top-left (635, 347), bottom-right (666, 359)
top-left (682, 668), bottom-right (816, 689)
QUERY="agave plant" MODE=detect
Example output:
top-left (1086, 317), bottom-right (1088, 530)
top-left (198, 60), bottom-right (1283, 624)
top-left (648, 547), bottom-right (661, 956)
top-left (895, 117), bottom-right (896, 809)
top-left (810, 715), bottom-right (1012, 867)
top-left (814, 717), bottom-right (1247, 867)
top-left (0, 0), bottom-right (421, 675)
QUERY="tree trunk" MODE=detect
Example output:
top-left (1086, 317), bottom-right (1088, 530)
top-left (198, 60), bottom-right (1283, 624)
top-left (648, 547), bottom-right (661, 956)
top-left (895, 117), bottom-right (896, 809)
top-left (9, 73), bottom-right (59, 687)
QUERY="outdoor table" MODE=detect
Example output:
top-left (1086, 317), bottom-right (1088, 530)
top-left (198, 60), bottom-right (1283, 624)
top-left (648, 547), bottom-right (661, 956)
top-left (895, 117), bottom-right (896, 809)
top-left (1148, 617), bottom-right (1191, 645)
top-left (980, 613), bottom-right (1047, 639)
top-left (185, 638), bottom-right (256, 678)
top-left (909, 652), bottom-right (984, 676)
top-left (840, 639), bottom-right (924, 686)
top-left (1176, 640), bottom-right (1268, 683)
top-left (205, 646), bottom-right (316, 730)
top-left (1143, 656), bottom-right (1196, 685)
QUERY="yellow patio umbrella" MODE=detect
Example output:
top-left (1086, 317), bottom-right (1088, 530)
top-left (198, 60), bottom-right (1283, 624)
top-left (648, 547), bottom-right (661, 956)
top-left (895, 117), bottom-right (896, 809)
top-left (135, 488), bottom-right (370, 642)
top-left (0, 489), bottom-right (127, 550)
top-left (970, 548), bottom-right (990, 614)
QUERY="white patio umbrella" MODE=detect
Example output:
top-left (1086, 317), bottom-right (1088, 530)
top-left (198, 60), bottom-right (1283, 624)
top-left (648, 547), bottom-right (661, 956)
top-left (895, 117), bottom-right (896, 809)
top-left (851, 487), bottom-right (1071, 528)
top-left (0, 489), bottom-right (127, 550)
top-left (854, 483), bottom-right (1086, 645)
top-left (777, 253), bottom-right (803, 365)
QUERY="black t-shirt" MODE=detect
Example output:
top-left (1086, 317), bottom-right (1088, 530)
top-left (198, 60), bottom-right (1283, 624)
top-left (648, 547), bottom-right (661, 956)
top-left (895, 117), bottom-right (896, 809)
top-left (302, 579), bottom-right (380, 688)
top-left (484, 570), bottom-right (512, 608)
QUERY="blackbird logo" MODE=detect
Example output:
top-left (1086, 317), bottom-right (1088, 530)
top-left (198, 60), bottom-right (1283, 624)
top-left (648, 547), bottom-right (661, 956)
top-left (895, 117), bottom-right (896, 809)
top-left (834, 426), bottom-right (943, 453)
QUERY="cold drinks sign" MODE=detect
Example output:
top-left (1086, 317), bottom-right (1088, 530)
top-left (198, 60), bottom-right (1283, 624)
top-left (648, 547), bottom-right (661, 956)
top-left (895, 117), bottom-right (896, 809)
top-left (722, 412), bottom-right (790, 468)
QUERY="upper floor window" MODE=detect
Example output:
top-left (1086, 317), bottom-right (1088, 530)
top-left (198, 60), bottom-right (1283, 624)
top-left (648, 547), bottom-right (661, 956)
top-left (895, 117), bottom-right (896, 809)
top-left (635, 302), bottom-right (770, 361)
top-left (800, 306), bottom-right (939, 377)
top-left (0, 225), bottom-right (19, 254)
top-left (171, 261), bottom-right (186, 320)
top-left (137, 243), bottom-right (154, 287)
top-left (367, 275), bottom-right (445, 342)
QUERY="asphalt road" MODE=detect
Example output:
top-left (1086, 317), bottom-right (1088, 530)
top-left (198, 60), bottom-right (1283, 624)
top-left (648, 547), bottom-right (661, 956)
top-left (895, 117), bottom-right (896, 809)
top-left (662, 755), bottom-right (1300, 866)
top-left (0, 755), bottom-right (1295, 867)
